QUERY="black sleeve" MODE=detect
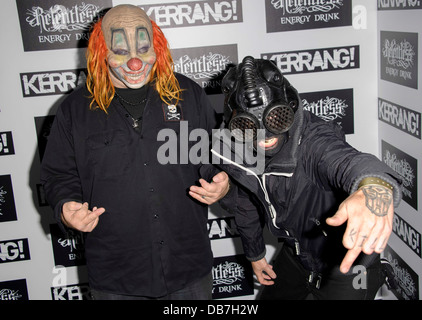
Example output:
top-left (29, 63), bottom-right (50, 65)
top-left (302, 115), bottom-right (402, 206)
top-left (219, 184), bottom-right (267, 261)
top-left (40, 101), bottom-right (83, 230)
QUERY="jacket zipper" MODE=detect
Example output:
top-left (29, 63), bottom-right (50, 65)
top-left (211, 149), bottom-right (292, 230)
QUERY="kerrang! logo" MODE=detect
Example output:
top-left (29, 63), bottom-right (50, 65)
top-left (262, 46), bottom-right (359, 75)
top-left (20, 69), bottom-right (87, 97)
top-left (382, 39), bottom-right (416, 69)
top-left (142, 0), bottom-right (241, 27)
top-left (25, 3), bottom-right (102, 33)
top-left (378, 99), bottom-right (421, 139)
top-left (271, 0), bottom-right (343, 14)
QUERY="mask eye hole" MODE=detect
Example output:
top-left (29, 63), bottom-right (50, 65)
top-left (264, 104), bottom-right (295, 134)
top-left (222, 86), bottom-right (231, 94)
top-left (289, 100), bottom-right (298, 109)
top-left (222, 68), bottom-right (237, 94)
top-left (229, 114), bottom-right (258, 142)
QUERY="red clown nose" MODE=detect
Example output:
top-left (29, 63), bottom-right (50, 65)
top-left (127, 58), bottom-right (143, 71)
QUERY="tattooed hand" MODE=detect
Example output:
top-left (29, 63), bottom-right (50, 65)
top-left (326, 185), bottom-right (394, 274)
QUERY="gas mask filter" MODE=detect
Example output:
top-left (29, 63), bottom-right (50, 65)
top-left (222, 56), bottom-right (298, 143)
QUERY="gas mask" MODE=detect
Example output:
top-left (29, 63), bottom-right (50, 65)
top-left (222, 56), bottom-right (298, 156)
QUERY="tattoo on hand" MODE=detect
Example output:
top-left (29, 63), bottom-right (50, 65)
top-left (361, 185), bottom-right (392, 217)
top-left (359, 235), bottom-right (368, 247)
top-left (378, 238), bottom-right (387, 251)
top-left (370, 237), bottom-right (378, 250)
top-left (349, 228), bottom-right (357, 243)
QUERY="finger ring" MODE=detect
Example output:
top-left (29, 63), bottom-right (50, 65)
top-left (202, 195), bottom-right (206, 199)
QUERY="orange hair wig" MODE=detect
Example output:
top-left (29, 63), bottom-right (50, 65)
top-left (86, 18), bottom-right (182, 113)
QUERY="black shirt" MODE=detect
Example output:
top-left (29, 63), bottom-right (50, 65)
top-left (41, 74), bottom-right (218, 297)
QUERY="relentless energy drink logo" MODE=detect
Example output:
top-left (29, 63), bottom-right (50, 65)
top-left (0, 279), bottom-right (29, 301)
top-left (50, 224), bottom-right (86, 267)
top-left (378, 0), bottom-right (422, 10)
top-left (393, 213), bottom-right (421, 257)
top-left (0, 175), bottom-right (17, 223)
top-left (380, 31), bottom-right (418, 89)
top-left (301, 88), bottom-right (354, 134)
top-left (266, 0), bottom-right (352, 32)
top-left (16, 0), bottom-right (110, 51)
top-left (384, 246), bottom-right (419, 300)
top-left (141, 0), bottom-right (243, 28)
top-left (378, 98), bottom-right (421, 139)
top-left (172, 44), bottom-right (238, 94)
top-left (382, 140), bottom-right (418, 210)
top-left (262, 45), bottom-right (359, 75)
top-left (212, 255), bottom-right (253, 299)
top-left (20, 68), bottom-right (87, 97)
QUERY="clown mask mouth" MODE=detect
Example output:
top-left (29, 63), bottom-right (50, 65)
top-left (111, 60), bottom-right (152, 87)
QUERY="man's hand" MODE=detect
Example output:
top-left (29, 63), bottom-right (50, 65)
top-left (251, 258), bottom-right (277, 285)
top-left (61, 201), bottom-right (105, 232)
top-left (326, 185), bottom-right (394, 274)
top-left (189, 171), bottom-right (230, 205)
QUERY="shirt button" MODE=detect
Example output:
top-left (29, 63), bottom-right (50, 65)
top-left (149, 188), bottom-right (154, 192)
top-left (159, 240), bottom-right (164, 245)
top-left (144, 162), bottom-right (148, 166)
top-left (154, 214), bottom-right (159, 219)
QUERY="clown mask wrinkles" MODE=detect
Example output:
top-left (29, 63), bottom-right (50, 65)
top-left (103, 8), bottom-right (156, 89)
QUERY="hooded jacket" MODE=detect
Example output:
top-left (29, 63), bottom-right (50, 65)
top-left (208, 89), bottom-right (402, 273)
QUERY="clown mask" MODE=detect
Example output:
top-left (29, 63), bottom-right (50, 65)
top-left (102, 5), bottom-right (156, 89)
